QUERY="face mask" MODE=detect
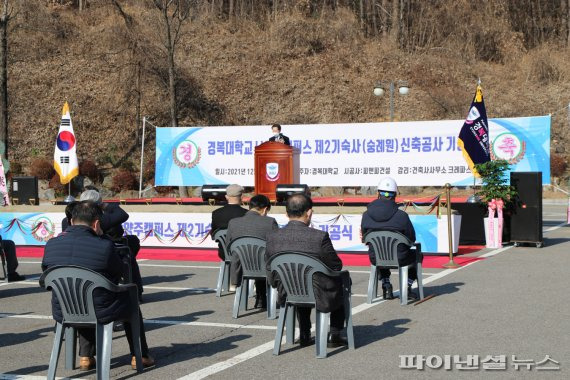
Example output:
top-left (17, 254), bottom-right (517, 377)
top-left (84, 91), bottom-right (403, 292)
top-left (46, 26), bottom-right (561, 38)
top-left (274, 132), bottom-right (280, 137)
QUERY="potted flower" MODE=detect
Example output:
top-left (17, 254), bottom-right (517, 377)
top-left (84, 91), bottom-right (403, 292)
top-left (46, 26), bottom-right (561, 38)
top-left (474, 160), bottom-right (517, 248)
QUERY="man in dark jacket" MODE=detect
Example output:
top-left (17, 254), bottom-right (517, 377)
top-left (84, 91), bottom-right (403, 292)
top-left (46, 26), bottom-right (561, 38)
top-left (42, 201), bottom-right (154, 371)
top-left (265, 194), bottom-right (347, 347)
top-left (226, 194), bottom-right (279, 308)
top-left (77, 189), bottom-right (144, 300)
top-left (361, 177), bottom-right (419, 301)
top-left (268, 124), bottom-right (291, 146)
top-left (210, 184), bottom-right (248, 260)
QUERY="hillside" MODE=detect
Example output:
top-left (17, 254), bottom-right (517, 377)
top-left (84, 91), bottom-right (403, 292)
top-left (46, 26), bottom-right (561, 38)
top-left (3, 0), bottom-right (570, 192)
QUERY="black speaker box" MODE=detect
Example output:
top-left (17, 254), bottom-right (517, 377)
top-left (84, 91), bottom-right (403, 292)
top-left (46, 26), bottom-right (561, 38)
top-left (11, 176), bottom-right (39, 205)
top-left (201, 185), bottom-right (228, 203)
top-left (275, 184), bottom-right (310, 203)
top-left (510, 172), bottom-right (542, 247)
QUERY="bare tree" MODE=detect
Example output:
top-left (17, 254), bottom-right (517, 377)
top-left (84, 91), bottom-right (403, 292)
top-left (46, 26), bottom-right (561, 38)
top-left (150, 1), bottom-right (191, 197)
top-left (0, 0), bottom-right (12, 159)
top-left (390, 0), bottom-right (399, 44)
top-left (562, 0), bottom-right (570, 46)
top-left (151, 0), bottom-right (190, 129)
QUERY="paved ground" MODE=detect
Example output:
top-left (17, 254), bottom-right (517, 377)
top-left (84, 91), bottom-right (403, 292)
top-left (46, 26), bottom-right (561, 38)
top-left (0, 204), bottom-right (568, 379)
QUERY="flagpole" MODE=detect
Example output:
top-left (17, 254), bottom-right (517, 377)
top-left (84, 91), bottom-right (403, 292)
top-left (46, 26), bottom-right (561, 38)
top-left (138, 116), bottom-right (146, 199)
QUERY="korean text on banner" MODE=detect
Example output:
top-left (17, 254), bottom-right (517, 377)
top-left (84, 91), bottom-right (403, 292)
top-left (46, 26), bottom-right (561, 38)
top-left (155, 116), bottom-right (550, 187)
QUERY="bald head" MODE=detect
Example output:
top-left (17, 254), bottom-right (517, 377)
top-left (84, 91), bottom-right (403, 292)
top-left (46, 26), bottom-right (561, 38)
top-left (286, 193), bottom-right (313, 224)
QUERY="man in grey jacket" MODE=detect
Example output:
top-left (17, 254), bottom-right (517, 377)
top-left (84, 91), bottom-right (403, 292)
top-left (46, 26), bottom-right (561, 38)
top-left (265, 193), bottom-right (347, 347)
top-left (226, 194), bottom-right (279, 308)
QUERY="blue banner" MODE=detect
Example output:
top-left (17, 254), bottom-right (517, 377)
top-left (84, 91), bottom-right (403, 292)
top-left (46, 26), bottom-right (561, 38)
top-left (155, 117), bottom-right (551, 186)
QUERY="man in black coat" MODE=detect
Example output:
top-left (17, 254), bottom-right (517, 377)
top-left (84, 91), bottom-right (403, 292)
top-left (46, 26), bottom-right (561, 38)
top-left (265, 193), bottom-right (347, 347)
top-left (268, 124), bottom-right (291, 146)
top-left (210, 184), bottom-right (248, 260)
top-left (77, 190), bottom-right (144, 300)
top-left (226, 194), bottom-right (279, 308)
top-left (42, 201), bottom-right (154, 370)
top-left (361, 177), bottom-right (419, 301)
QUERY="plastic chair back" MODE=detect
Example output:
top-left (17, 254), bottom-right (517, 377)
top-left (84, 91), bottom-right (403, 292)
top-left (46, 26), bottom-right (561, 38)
top-left (268, 252), bottom-right (342, 306)
top-left (363, 230), bottom-right (413, 268)
top-left (40, 265), bottom-right (126, 325)
top-left (229, 236), bottom-right (267, 278)
top-left (213, 229), bottom-right (231, 261)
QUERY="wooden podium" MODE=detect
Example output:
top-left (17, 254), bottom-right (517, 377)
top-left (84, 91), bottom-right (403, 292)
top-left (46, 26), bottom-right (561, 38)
top-left (254, 142), bottom-right (300, 200)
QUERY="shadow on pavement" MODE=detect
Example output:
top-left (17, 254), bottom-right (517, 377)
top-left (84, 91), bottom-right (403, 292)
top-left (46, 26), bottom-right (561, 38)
top-left (144, 310), bottom-right (216, 332)
top-left (142, 288), bottom-right (215, 304)
top-left (3, 365), bottom-right (49, 376)
top-left (146, 334), bottom-right (251, 371)
top-left (142, 273), bottom-right (195, 286)
top-left (0, 326), bottom-right (53, 347)
top-left (538, 237), bottom-right (569, 247)
top-left (0, 285), bottom-right (46, 299)
top-left (424, 282), bottom-right (464, 298)
top-left (352, 318), bottom-right (412, 349)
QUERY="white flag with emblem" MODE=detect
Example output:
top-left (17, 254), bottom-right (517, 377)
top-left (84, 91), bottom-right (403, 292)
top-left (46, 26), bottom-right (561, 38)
top-left (53, 102), bottom-right (79, 184)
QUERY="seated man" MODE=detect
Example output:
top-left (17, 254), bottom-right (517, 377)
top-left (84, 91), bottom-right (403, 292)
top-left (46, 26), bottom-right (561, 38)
top-left (61, 201), bottom-right (79, 232)
top-left (265, 193), bottom-right (347, 347)
top-left (361, 177), bottom-right (419, 301)
top-left (1, 235), bottom-right (25, 282)
top-left (210, 184), bottom-right (248, 260)
top-left (226, 194), bottom-right (279, 308)
top-left (42, 201), bottom-right (154, 370)
top-left (79, 189), bottom-right (144, 300)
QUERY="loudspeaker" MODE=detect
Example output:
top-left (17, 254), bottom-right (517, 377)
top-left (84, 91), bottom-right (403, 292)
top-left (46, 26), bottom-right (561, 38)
top-left (11, 176), bottom-right (39, 205)
top-left (201, 185), bottom-right (228, 203)
top-left (275, 184), bottom-right (310, 203)
top-left (510, 172), bottom-right (542, 247)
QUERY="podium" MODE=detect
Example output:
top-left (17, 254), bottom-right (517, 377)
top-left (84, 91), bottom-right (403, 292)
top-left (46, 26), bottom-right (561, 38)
top-left (254, 142), bottom-right (300, 200)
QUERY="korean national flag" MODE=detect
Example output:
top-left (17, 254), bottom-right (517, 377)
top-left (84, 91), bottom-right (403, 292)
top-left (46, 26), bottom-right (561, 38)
top-left (53, 102), bottom-right (79, 184)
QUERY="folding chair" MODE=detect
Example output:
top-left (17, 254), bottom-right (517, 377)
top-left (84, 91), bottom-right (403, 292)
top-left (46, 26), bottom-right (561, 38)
top-left (213, 229), bottom-right (232, 297)
top-left (268, 252), bottom-right (355, 358)
top-left (363, 230), bottom-right (424, 305)
top-left (229, 237), bottom-right (277, 319)
top-left (40, 265), bottom-right (144, 380)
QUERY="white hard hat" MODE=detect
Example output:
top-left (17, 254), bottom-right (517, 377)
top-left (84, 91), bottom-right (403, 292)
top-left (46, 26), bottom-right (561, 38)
top-left (377, 177), bottom-right (398, 194)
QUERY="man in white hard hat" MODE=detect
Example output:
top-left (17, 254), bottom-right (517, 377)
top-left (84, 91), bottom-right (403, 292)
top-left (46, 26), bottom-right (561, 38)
top-left (361, 177), bottom-right (420, 301)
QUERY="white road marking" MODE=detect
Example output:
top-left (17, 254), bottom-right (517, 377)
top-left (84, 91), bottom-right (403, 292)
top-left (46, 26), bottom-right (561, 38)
top-left (543, 221), bottom-right (567, 232)
top-left (348, 270), bottom-right (436, 275)
top-left (144, 285), bottom-right (215, 292)
top-left (18, 261), bottom-right (221, 270)
top-left (138, 263), bottom-right (221, 269)
top-left (18, 261), bottom-right (439, 275)
top-left (0, 374), bottom-right (82, 380)
top-left (178, 341), bottom-right (276, 380)
top-left (0, 313), bottom-right (276, 331)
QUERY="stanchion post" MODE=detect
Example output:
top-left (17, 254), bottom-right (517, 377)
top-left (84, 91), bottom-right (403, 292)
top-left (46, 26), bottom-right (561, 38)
top-left (442, 183), bottom-right (460, 269)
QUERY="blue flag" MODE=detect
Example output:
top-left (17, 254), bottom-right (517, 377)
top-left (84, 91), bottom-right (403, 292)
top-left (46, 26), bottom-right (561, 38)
top-left (458, 85), bottom-right (490, 176)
